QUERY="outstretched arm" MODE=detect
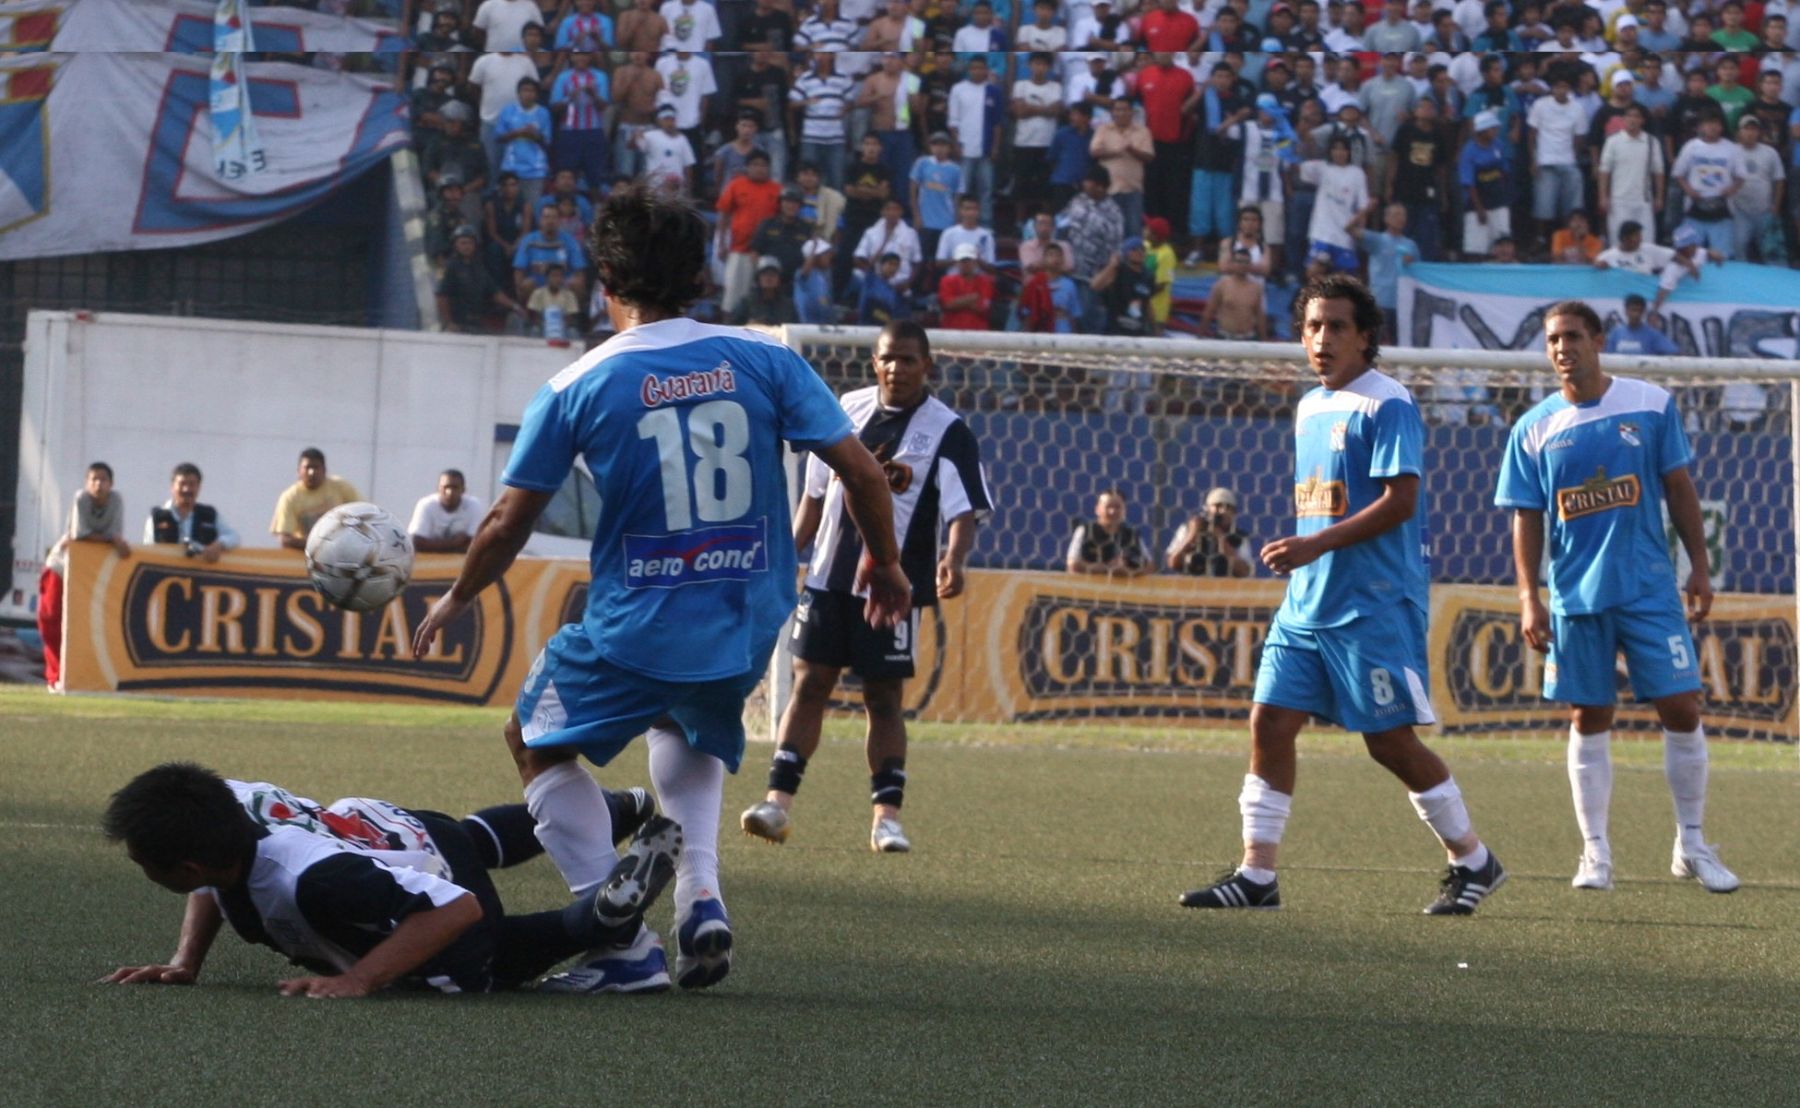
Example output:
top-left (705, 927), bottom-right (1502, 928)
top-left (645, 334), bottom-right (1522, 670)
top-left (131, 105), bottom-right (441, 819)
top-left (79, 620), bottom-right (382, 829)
top-left (412, 488), bottom-right (555, 657)
top-left (103, 891), bottom-right (222, 986)
top-left (278, 893), bottom-right (482, 999)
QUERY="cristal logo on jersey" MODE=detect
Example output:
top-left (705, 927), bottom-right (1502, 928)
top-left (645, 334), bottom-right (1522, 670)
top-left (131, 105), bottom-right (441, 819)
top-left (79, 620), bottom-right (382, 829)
top-left (1557, 466), bottom-right (1641, 521)
top-left (640, 361), bottom-right (736, 408)
top-left (623, 519), bottom-right (769, 589)
top-left (1295, 470), bottom-right (1347, 518)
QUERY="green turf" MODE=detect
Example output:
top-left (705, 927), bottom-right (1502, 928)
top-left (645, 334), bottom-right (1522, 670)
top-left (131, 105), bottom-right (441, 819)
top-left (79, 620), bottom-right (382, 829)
top-left (3, 687), bottom-right (1797, 1105)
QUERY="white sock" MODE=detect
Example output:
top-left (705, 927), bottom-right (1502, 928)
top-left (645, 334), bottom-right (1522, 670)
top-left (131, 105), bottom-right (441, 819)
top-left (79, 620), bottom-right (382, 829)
top-left (522, 760), bottom-right (617, 896)
top-left (647, 724), bottom-right (725, 922)
top-left (1238, 774), bottom-right (1292, 848)
top-left (1664, 725), bottom-right (1708, 849)
top-left (1408, 777), bottom-right (1476, 854)
top-left (1567, 728), bottom-right (1613, 857)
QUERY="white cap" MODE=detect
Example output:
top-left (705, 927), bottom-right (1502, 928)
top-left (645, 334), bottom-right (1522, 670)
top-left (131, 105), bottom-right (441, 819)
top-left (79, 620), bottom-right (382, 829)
top-left (1473, 109), bottom-right (1500, 132)
top-left (953, 242), bottom-right (980, 261)
top-left (1205, 486), bottom-right (1238, 509)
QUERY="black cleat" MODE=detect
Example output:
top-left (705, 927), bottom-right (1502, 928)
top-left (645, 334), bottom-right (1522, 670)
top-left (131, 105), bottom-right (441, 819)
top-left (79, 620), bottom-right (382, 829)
top-left (1424, 851), bottom-right (1507, 916)
top-left (1180, 869), bottom-right (1281, 910)
top-left (594, 815), bottom-right (681, 943)
top-left (608, 786), bottom-right (656, 846)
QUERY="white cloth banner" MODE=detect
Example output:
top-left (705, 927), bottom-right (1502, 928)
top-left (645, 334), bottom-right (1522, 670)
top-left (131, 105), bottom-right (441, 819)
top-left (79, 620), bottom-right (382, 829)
top-left (0, 51), bottom-right (408, 259)
top-left (1398, 262), bottom-right (1800, 361)
top-left (36, 0), bottom-right (403, 52)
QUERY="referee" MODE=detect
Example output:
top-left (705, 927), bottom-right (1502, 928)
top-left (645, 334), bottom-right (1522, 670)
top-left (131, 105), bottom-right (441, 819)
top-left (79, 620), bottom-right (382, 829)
top-left (742, 321), bottom-right (994, 853)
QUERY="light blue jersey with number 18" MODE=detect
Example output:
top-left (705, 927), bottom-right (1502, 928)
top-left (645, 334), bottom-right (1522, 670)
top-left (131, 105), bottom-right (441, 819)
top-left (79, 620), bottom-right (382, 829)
top-left (1494, 376), bottom-right (1691, 616)
top-left (504, 319), bottom-right (853, 683)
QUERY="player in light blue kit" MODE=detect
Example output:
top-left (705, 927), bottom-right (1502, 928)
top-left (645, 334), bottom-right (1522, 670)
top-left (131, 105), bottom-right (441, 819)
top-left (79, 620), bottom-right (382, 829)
top-left (1182, 275), bottom-right (1505, 916)
top-left (413, 184), bottom-right (911, 992)
top-left (1496, 300), bottom-right (1737, 894)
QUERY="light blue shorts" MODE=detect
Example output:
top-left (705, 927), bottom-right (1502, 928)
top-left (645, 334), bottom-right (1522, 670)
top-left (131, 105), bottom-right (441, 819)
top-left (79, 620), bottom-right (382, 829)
top-left (1253, 605), bottom-right (1437, 734)
top-left (1545, 591), bottom-right (1701, 706)
top-left (515, 624), bottom-right (775, 773)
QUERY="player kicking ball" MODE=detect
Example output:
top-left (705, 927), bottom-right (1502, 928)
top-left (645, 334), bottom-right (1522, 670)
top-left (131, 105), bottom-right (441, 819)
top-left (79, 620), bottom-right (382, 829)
top-left (1496, 300), bottom-right (1737, 894)
top-left (741, 321), bottom-right (993, 853)
top-left (413, 183), bottom-right (910, 992)
top-left (1182, 274), bottom-right (1505, 916)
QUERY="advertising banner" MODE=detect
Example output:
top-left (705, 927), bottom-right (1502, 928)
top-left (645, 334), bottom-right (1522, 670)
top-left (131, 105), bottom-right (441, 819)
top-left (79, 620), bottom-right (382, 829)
top-left (60, 551), bottom-right (1797, 741)
top-left (61, 544), bottom-right (589, 706)
top-left (1398, 262), bottom-right (1800, 360)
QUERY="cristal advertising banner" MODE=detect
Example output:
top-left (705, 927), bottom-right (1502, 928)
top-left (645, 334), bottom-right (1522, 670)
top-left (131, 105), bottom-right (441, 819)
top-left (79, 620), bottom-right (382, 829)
top-left (60, 550), bottom-right (1796, 740)
top-left (60, 544), bottom-right (590, 706)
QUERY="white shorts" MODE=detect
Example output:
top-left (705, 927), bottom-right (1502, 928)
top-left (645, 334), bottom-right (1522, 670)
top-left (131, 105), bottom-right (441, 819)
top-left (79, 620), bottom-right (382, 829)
top-left (1462, 207), bottom-right (1512, 256)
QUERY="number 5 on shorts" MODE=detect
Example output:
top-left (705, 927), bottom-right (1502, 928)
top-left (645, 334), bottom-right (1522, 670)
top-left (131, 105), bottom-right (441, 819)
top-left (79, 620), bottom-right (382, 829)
top-left (1668, 635), bottom-right (1691, 670)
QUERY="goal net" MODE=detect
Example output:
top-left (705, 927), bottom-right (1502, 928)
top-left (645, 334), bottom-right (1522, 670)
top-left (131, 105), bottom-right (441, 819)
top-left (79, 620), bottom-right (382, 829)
top-left (771, 325), bottom-right (1800, 744)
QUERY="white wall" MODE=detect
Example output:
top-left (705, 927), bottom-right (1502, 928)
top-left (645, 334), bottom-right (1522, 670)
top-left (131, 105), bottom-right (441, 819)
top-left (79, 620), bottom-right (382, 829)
top-left (10, 310), bottom-right (579, 614)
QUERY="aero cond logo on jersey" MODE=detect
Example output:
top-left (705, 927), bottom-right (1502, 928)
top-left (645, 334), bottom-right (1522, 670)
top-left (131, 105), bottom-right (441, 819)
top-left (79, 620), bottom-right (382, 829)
top-left (623, 519), bottom-right (769, 589)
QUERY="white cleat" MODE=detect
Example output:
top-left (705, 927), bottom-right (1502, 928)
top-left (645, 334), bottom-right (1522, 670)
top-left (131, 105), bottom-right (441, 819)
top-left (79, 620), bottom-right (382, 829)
top-left (871, 816), bottom-right (911, 853)
top-left (740, 801), bottom-right (791, 844)
top-left (1572, 850), bottom-right (1614, 891)
top-left (1672, 839), bottom-right (1740, 893)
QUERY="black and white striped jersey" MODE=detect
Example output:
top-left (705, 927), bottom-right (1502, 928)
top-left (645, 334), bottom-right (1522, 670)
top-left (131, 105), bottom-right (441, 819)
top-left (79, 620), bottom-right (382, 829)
top-left (803, 386), bottom-right (993, 607)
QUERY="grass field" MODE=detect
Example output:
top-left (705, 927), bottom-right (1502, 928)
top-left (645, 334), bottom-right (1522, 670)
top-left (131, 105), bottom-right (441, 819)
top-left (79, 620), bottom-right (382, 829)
top-left (3, 686), bottom-right (1797, 1105)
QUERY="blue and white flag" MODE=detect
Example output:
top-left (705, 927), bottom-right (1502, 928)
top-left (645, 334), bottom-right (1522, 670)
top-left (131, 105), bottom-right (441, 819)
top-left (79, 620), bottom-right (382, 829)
top-left (209, 0), bottom-right (263, 181)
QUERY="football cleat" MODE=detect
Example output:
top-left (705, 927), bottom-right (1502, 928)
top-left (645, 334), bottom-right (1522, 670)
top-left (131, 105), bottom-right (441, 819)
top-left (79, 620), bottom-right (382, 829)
top-left (1672, 839), bottom-right (1740, 893)
top-left (538, 926), bottom-right (671, 994)
top-left (1572, 849), bottom-right (1614, 891)
top-left (1179, 869), bottom-right (1281, 910)
top-left (870, 816), bottom-right (911, 854)
top-left (674, 896), bottom-right (734, 990)
top-left (740, 801), bottom-right (791, 844)
top-left (1424, 850), bottom-right (1507, 915)
top-left (609, 786), bottom-right (657, 846)
top-left (594, 815), bottom-right (682, 941)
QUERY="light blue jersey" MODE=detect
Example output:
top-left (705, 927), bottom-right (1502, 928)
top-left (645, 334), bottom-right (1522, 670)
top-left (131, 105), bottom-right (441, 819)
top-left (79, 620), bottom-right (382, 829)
top-left (505, 319), bottom-right (852, 682)
top-left (1495, 376), bottom-right (1690, 616)
top-left (1278, 369), bottom-right (1429, 628)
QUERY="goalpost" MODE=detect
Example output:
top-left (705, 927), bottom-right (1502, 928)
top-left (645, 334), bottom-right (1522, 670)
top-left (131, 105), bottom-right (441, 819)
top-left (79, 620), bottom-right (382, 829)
top-left (766, 325), bottom-right (1800, 745)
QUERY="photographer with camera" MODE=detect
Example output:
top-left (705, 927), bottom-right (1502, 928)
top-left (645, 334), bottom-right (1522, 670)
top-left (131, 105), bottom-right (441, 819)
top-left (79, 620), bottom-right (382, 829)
top-left (1165, 486), bottom-right (1253, 578)
top-left (145, 462), bottom-right (239, 563)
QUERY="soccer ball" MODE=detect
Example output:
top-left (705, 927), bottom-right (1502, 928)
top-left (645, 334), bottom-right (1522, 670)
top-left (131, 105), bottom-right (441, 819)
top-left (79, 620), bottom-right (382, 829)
top-left (304, 503), bottom-right (415, 613)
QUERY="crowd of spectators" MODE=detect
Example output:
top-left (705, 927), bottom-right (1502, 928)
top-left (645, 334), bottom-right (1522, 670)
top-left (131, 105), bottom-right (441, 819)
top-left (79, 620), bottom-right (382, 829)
top-left (407, 0), bottom-right (1800, 344)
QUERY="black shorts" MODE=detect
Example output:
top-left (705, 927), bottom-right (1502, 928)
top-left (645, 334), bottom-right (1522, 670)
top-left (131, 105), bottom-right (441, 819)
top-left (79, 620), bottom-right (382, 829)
top-left (789, 587), bottom-right (921, 680)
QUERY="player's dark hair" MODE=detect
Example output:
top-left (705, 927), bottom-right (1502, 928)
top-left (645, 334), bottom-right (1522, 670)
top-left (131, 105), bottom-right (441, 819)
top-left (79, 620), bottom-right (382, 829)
top-left (1546, 299), bottom-right (1603, 336)
top-left (86, 461), bottom-right (114, 481)
top-left (104, 762), bottom-right (258, 870)
top-left (1292, 273), bottom-right (1383, 364)
top-left (746, 149), bottom-right (771, 165)
top-left (441, 468), bottom-right (465, 484)
top-left (1624, 293), bottom-right (1647, 310)
top-left (879, 319), bottom-right (931, 360)
top-left (299, 447), bottom-right (325, 466)
top-left (170, 462), bottom-right (202, 482)
top-left (588, 182), bottom-right (707, 316)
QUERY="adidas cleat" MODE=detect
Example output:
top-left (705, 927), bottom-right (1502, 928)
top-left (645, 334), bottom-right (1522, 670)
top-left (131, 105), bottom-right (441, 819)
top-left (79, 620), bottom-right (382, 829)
top-left (1424, 851), bottom-right (1507, 915)
top-left (674, 896), bottom-right (734, 990)
top-left (1179, 869), bottom-right (1281, 910)
top-left (740, 801), bottom-right (791, 844)
top-left (1572, 849), bottom-right (1614, 891)
top-left (1672, 839), bottom-right (1739, 893)
top-left (538, 926), bottom-right (671, 994)
top-left (870, 816), bottom-right (911, 853)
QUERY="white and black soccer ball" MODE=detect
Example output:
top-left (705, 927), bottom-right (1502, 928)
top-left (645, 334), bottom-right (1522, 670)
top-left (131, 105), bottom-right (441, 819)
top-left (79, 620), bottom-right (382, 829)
top-left (304, 502), bottom-right (415, 613)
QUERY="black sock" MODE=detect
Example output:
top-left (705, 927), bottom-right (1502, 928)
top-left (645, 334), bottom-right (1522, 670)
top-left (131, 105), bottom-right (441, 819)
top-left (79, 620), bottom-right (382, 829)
top-left (870, 758), bottom-right (906, 809)
top-left (768, 745), bottom-right (809, 795)
top-left (461, 804), bottom-right (543, 869)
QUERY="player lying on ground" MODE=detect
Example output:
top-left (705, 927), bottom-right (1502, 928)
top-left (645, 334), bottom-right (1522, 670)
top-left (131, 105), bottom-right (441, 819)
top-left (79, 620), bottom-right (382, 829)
top-left (412, 183), bottom-right (910, 993)
top-left (742, 320), bottom-right (993, 854)
top-left (103, 763), bottom-right (674, 996)
top-left (1182, 274), bottom-right (1506, 916)
top-left (1497, 299), bottom-right (1737, 894)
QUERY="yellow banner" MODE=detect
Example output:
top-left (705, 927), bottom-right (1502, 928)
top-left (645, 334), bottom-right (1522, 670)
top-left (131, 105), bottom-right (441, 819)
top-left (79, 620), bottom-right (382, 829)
top-left (61, 550), bottom-right (1798, 740)
top-left (868, 571), bottom-right (1796, 741)
top-left (62, 543), bottom-right (590, 706)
